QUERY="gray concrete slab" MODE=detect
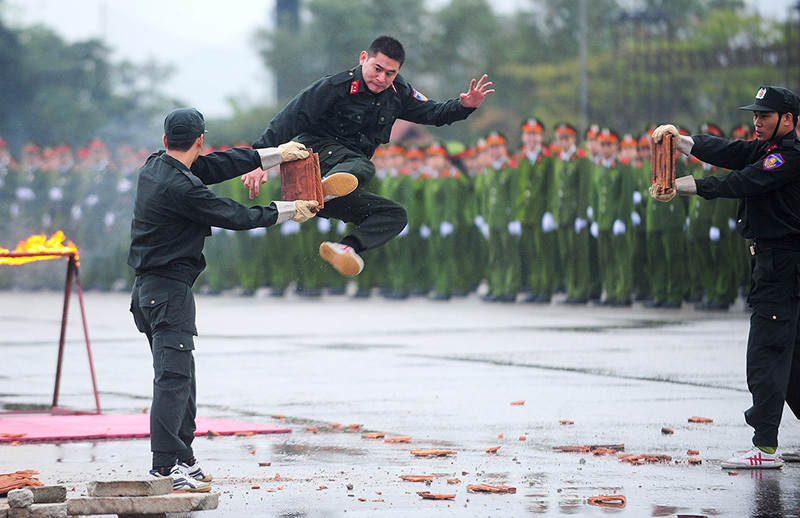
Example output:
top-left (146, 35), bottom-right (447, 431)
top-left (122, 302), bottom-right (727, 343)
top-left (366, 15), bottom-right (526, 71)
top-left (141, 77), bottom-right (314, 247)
top-left (1, 289), bottom-right (800, 517)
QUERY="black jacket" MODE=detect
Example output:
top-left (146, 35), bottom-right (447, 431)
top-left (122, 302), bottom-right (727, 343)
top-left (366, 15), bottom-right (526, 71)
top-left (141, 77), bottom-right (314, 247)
top-left (692, 133), bottom-right (800, 240)
top-left (254, 65), bottom-right (475, 158)
top-left (127, 149), bottom-right (277, 284)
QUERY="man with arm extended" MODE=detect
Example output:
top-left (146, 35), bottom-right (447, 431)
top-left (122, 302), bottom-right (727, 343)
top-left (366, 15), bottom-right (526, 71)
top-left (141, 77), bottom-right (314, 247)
top-left (650, 86), bottom-right (800, 469)
top-left (128, 107), bottom-right (318, 490)
top-left (246, 34), bottom-right (494, 276)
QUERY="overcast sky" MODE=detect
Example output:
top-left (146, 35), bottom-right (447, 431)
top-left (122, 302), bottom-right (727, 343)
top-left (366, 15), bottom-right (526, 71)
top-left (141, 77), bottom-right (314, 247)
top-left (4, 0), bottom-right (798, 118)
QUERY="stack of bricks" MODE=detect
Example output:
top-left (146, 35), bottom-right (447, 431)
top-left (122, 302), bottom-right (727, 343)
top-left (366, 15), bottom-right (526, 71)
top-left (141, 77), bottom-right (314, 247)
top-left (3, 479), bottom-right (217, 518)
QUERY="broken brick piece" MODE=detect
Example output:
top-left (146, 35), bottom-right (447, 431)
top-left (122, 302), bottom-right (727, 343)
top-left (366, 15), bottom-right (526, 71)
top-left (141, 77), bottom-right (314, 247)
top-left (399, 475), bottom-right (433, 483)
top-left (588, 495), bottom-right (626, 508)
top-left (362, 432), bottom-right (385, 439)
top-left (384, 436), bottom-right (412, 443)
top-left (466, 484), bottom-right (516, 494)
top-left (417, 491), bottom-right (456, 500)
top-left (661, 427), bottom-right (675, 435)
top-left (410, 449), bottom-right (457, 457)
top-left (486, 446), bottom-right (501, 454)
top-left (688, 416), bottom-right (713, 423)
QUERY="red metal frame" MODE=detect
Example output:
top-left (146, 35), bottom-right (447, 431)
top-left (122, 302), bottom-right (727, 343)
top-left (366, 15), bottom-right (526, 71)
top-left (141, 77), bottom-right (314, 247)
top-left (1, 252), bottom-right (101, 415)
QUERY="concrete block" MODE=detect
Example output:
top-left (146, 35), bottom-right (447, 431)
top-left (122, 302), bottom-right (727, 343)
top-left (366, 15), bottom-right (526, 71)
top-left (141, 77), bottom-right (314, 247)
top-left (28, 503), bottom-right (66, 518)
top-left (0, 503), bottom-right (8, 518)
top-left (66, 493), bottom-right (218, 516)
top-left (86, 479), bottom-right (171, 498)
top-left (29, 487), bottom-right (66, 504)
top-left (7, 489), bottom-right (33, 508)
top-left (8, 508), bottom-right (31, 518)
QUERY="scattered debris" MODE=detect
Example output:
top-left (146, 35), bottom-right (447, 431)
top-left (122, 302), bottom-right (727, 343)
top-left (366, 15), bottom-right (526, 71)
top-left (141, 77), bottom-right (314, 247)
top-left (258, 462), bottom-right (271, 467)
top-left (661, 427), bottom-right (674, 435)
top-left (0, 471), bottom-right (43, 496)
top-left (447, 478), bottom-right (461, 484)
top-left (467, 483), bottom-right (516, 494)
top-left (727, 471), bottom-right (738, 476)
top-left (687, 450), bottom-right (700, 455)
top-left (305, 427), bottom-right (319, 434)
top-left (688, 416), bottom-right (713, 423)
top-left (362, 432), bottom-right (385, 439)
top-left (486, 446), bottom-right (501, 454)
top-left (347, 424), bottom-right (363, 432)
top-left (688, 457), bottom-right (702, 465)
top-left (411, 449), bottom-right (457, 457)
top-left (384, 436), bottom-right (412, 443)
top-left (559, 420), bottom-right (574, 425)
top-left (510, 400), bottom-right (525, 405)
top-left (587, 495), bottom-right (626, 508)
top-left (554, 444), bottom-right (625, 454)
top-left (399, 475), bottom-right (433, 483)
top-left (618, 453), bottom-right (671, 465)
top-left (417, 491), bottom-right (456, 500)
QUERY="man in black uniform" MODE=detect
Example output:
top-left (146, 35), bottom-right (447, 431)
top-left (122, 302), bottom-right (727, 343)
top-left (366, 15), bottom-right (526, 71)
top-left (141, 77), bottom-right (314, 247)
top-left (245, 35), bottom-right (494, 276)
top-left (650, 86), bottom-right (800, 469)
top-left (128, 108), bottom-right (319, 490)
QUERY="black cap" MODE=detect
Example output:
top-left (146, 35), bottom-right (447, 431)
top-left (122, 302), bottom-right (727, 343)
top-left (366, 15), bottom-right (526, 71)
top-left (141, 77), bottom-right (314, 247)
top-left (739, 86), bottom-right (800, 116)
top-left (164, 108), bottom-right (206, 141)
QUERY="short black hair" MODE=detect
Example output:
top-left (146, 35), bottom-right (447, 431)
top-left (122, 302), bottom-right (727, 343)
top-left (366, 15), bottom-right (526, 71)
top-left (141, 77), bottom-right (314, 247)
top-left (166, 138), bottom-right (196, 152)
top-left (367, 35), bottom-right (405, 66)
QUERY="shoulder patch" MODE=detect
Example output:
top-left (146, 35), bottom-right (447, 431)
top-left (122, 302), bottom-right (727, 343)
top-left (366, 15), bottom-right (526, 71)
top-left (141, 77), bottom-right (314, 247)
top-left (763, 153), bottom-right (785, 170)
top-left (412, 89), bottom-right (428, 102)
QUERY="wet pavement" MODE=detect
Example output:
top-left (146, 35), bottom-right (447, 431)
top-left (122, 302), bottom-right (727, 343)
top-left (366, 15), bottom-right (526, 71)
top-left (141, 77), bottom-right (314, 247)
top-left (2, 287), bottom-right (800, 517)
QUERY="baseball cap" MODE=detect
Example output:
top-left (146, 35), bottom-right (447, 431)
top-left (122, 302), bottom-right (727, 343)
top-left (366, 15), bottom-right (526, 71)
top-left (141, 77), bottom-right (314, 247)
top-left (739, 86), bottom-right (800, 116)
top-left (164, 108), bottom-right (206, 141)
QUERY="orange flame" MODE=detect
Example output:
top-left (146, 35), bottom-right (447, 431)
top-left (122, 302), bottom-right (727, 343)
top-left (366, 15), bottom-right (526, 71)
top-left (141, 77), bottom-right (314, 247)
top-left (0, 231), bottom-right (80, 265)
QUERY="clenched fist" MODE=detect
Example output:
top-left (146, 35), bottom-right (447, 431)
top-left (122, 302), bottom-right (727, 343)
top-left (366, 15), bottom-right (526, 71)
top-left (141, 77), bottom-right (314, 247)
top-left (651, 124), bottom-right (679, 143)
top-left (278, 141), bottom-right (310, 162)
top-left (292, 200), bottom-right (319, 222)
top-left (649, 183), bottom-right (676, 202)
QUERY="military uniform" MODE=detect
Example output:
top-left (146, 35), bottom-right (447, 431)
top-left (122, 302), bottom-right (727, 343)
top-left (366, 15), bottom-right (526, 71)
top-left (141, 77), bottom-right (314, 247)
top-left (128, 120), bottom-right (292, 471)
top-left (254, 64), bottom-right (476, 257)
top-left (689, 86), bottom-right (800, 449)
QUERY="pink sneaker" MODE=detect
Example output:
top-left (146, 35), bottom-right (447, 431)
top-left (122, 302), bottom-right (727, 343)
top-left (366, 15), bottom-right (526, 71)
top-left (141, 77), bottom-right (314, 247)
top-left (319, 241), bottom-right (364, 276)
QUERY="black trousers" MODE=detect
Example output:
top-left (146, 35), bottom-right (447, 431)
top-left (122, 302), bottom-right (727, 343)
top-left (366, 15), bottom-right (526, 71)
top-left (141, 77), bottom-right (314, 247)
top-left (303, 137), bottom-right (408, 252)
top-left (745, 247), bottom-right (800, 448)
top-left (130, 274), bottom-right (198, 469)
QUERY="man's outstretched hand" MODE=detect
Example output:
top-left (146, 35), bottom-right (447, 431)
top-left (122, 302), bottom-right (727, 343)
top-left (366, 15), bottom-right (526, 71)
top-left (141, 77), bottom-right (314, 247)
top-left (460, 74), bottom-right (495, 108)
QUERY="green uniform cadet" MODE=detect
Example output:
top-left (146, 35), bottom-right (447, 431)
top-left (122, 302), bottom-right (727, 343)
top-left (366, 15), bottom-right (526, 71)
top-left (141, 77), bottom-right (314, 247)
top-left (424, 165), bottom-right (464, 299)
top-left (646, 156), bottom-right (689, 308)
top-left (593, 130), bottom-right (635, 304)
top-left (514, 139), bottom-right (557, 302)
top-left (554, 130), bottom-right (593, 303)
top-left (482, 158), bottom-right (521, 302)
top-left (380, 167), bottom-right (416, 297)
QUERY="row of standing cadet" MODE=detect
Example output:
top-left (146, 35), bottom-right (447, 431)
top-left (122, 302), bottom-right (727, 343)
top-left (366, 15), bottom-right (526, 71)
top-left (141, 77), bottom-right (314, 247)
top-left (0, 124), bottom-right (751, 310)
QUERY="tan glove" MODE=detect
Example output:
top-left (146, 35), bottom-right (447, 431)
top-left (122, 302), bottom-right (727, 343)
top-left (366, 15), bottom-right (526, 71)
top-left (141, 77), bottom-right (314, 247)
top-left (651, 124), bottom-right (679, 143)
top-left (649, 183), bottom-right (676, 202)
top-left (278, 141), bottom-right (310, 162)
top-left (675, 175), bottom-right (697, 195)
top-left (292, 200), bottom-right (319, 222)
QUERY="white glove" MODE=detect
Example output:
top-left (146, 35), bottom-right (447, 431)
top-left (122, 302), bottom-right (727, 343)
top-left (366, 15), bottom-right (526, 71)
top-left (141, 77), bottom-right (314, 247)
top-left (632, 190), bottom-right (642, 204)
top-left (709, 226), bottom-right (721, 242)
top-left (317, 217), bottom-right (331, 233)
top-left (420, 224), bottom-right (431, 239)
top-left (480, 222), bottom-right (490, 239)
top-left (590, 221), bottom-right (599, 238)
top-left (474, 215), bottom-right (485, 227)
top-left (292, 200), bottom-right (318, 222)
top-left (508, 220), bottom-right (522, 236)
top-left (440, 221), bottom-right (454, 237)
top-left (586, 206), bottom-right (593, 220)
top-left (675, 175), bottom-right (697, 195)
top-left (541, 212), bottom-right (556, 233)
top-left (729, 218), bottom-right (736, 231)
top-left (278, 141), bottom-right (309, 162)
top-left (649, 183), bottom-right (676, 202)
top-left (280, 220), bottom-right (301, 235)
top-left (631, 211), bottom-right (641, 226)
top-left (574, 217), bottom-right (587, 234)
top-left (248, 227), bottom-right (267, 237)
top-left (337, 220), bottom-right (347, 234)
top-left (651, 124), bottom-right (679, 143)
top-left (612, 219), bottom-right (626, 236)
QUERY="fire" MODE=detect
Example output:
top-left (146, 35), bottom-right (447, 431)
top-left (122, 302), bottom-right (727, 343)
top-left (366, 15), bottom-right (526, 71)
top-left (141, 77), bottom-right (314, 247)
top-left (0, 231), bottom-right (80, 265)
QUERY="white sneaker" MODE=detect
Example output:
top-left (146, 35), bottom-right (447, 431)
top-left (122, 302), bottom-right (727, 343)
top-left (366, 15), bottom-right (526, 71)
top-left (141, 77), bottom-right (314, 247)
top-left (150, 465), bottom-right (211, 492)
top-left (720, 447), bottom-right (783, 469)
top-left (319, 241), bottom-right (364, 276)
top-left (177, 460), bottom-right (213, 482)
top-left (321, 173), bottom-right (358, 201)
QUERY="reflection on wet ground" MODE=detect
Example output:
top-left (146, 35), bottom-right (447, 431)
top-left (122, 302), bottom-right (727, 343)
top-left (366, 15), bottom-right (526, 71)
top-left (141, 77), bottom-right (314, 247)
top-left (2, 291), bottom-right (800, 516)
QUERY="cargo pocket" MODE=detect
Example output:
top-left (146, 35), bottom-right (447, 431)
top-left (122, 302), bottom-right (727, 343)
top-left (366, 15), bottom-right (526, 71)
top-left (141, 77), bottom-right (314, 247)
top-left (139, 291), bottom-right (170, 329)
top-left (153, 329), bottom-right (195, 378)
top-left (750, 303), bottom-right (793, 351)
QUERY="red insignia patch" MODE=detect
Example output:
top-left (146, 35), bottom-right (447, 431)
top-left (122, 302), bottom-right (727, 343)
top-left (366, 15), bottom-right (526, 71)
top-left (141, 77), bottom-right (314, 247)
top-left (350, 80), bottom-right (359, 94)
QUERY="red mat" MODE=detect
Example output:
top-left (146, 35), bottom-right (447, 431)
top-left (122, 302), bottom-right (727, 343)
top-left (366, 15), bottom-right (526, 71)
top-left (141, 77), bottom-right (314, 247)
top-left (0, 414), bottom-right (291, 443)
